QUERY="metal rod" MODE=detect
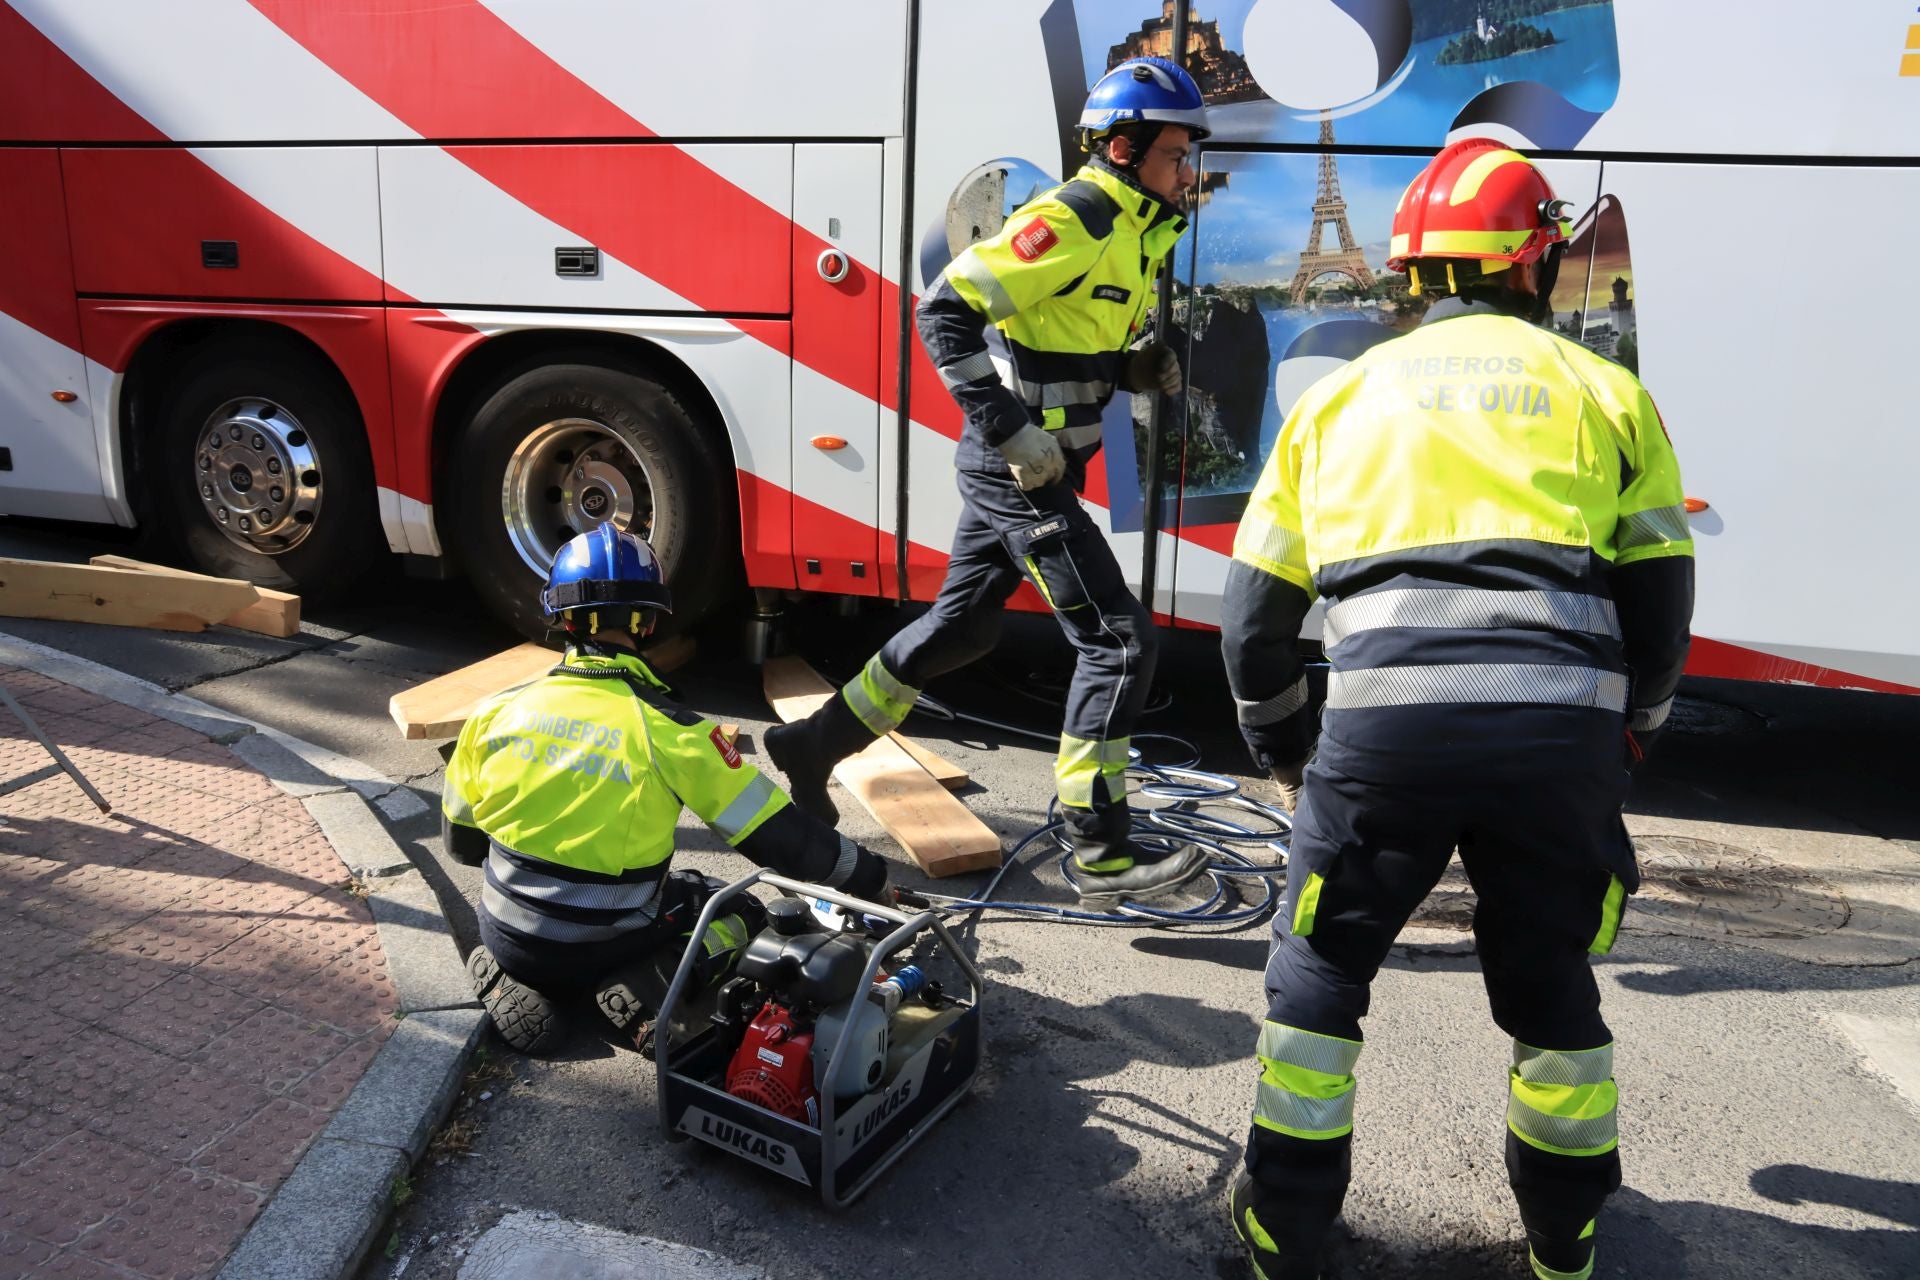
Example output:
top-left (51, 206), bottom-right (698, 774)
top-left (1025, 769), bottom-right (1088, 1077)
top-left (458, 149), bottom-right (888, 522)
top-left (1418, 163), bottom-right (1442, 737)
top-left (0, 687), bottom-right (110, 813)
top-left (1138, 0), bottom-right (1193, 617)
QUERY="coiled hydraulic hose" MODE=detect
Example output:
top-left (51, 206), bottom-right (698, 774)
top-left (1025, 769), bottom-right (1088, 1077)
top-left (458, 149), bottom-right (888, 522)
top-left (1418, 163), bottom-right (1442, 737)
top-left (900, 692), bottom-right (1292, 927)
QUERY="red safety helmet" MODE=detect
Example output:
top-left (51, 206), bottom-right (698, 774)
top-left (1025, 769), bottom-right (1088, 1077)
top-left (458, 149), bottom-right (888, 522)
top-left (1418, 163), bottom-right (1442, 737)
top-left (1387, 138), bottom-right (1573, 293)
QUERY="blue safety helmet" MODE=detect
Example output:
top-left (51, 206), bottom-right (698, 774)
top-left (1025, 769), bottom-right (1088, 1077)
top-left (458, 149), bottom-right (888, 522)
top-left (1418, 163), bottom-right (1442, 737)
top-left (1078, 56), bottom-right (1211, 152)
top-left (541, 523), bottom-right (672, 634)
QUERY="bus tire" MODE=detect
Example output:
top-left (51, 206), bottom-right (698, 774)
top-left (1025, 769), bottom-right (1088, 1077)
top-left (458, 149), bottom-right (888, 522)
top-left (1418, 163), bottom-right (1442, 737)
top-left (449, 361), bottom-right (733, 644)
top-left (158, 337), bottom-right (385, 603)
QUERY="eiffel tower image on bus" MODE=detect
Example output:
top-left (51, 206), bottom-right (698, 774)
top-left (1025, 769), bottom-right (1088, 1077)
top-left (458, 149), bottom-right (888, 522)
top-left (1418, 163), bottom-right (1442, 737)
top-left (1289, 113), bottom-right (1376, 305)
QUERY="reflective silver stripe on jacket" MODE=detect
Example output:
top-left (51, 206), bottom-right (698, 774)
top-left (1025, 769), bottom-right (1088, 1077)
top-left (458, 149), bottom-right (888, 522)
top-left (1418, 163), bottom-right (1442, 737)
top-left (709, 773), bottom-right (778, 844)
top-left (1326, 664), bottom-right (1628, 712)
top-left (937, 351), bottom-right (997, 389)
top-left (1323, 588), bottom-right (1620, 648)
top-left (1236, 676), bottom-right (1310, 727)
top-left (1618, 504), bottom-right (1690, 549)
top-left (1050, 423), bottom-right (1104, 450)
top-left (1011, 375), bottom-right (1113, 410)
top-left (486, 850), bottom-right (662, 914)
top-left (1237, 518), bottom-right (1305, 572)
top-left (1628, 697), bottom-right (1673, 733)
top-left (481, 883), bottom-right (656, 943)
top-left (952, 255), bottom-right (1016, 322)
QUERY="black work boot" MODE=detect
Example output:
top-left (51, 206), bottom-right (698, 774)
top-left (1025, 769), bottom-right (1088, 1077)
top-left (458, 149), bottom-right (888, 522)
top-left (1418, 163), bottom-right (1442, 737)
top-left (467, 947), bottom-right (567, 1056)
top-left (1231, 1170), bottom-right (1331, 1280)
top-left (1071, 841), bottom-right (1211, 907)
top-left (764, 693), bottom-right (875, 825)
top-left (594, 966), bottom-right (660, 1058)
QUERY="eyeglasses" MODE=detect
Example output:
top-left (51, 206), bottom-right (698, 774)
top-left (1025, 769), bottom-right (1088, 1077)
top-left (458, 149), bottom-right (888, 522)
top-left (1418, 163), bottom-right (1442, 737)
top-left (1150, 145), bottom-right (1193, 167)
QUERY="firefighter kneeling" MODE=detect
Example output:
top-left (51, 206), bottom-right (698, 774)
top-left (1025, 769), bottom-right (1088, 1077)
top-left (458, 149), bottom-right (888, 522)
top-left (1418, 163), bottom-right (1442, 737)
top-left (443, 523), bottom-right (888, 1056)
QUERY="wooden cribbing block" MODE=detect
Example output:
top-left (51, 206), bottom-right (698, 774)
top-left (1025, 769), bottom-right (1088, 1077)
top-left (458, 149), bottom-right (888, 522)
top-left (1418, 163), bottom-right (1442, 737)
top-left (750, 658), bottom-right (968, 790)
top-left (0, 558), bottom-right (261, 633)
top-left (762, 656), bottom-right (1001, 878)
top-left (389, 633), bottom-right (699, 740)
top-left (88, 555), bottom-right (300, 638)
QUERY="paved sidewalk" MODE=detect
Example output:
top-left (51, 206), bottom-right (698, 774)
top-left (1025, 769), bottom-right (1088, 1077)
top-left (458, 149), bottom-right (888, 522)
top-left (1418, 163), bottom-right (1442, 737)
top-left (0, 664), bottom-right (399, 1279)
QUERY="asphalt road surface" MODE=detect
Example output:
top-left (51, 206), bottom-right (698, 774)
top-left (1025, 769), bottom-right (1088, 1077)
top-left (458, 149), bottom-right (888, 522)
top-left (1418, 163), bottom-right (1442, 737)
top-left (4, 517), bottom-right (1916, 1280)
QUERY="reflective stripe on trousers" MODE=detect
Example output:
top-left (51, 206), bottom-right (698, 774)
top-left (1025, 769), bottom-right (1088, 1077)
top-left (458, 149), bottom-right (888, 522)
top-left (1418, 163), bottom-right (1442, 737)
top-left (1326, 664), bottom-right (1628, 712)
top-left (1507, 1040), bottom-right (1618, 1157)
top-left (1323, 587), bottom-right (1621, 647)
top-left (1055, 732), bottom-right (1130, 809)
top-left (842, 654), bottom-right (920, 736)
top-left (1252, 1020), bottom-right (1362, 1140)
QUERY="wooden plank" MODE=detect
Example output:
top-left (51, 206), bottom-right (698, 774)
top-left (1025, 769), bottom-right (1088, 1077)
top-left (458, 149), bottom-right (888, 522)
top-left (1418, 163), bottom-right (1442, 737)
top-left (88, 555), bottom-right (300, 638)
top-left (388, 633), bottom-right (700, 741)
top-left (390, 643), bottom-right (557, 740)
top-left (0, 559), bottom-right (260, 633)
top-left (762, 656), bottom-right (1001, 878)
top-left (751, 657), bottom-right (969, 790)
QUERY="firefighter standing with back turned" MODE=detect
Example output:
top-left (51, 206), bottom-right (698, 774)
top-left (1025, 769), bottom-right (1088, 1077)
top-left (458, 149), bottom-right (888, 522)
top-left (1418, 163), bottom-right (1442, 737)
top-left (1222, 140), bottom-right (1695, 1280)
top-left (445, 524), bottom-right (889, 1056)
top-left (766, 57), bottom-right (1215, 906)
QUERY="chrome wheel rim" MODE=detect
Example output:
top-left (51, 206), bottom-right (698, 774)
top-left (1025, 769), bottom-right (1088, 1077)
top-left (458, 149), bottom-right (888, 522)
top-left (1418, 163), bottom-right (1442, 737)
top-left (193, 397), bottom-right (322, 554)
top-left (501, 418), bottom-right (655, 575)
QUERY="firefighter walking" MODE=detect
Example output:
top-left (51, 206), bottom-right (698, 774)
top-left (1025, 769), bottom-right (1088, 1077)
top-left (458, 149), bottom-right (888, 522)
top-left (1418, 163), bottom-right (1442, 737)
top-left (1223, 140), bottom-right (1695, 1280)
top-left (444, 523), bottom-right (888, 1056)
top-left (767, 57), bottom-right (1214, 905)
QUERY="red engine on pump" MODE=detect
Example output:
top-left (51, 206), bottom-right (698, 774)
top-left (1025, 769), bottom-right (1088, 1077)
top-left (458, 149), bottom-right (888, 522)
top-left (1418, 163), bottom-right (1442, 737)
top-left (724, 1001), bottom-right (819, 1123)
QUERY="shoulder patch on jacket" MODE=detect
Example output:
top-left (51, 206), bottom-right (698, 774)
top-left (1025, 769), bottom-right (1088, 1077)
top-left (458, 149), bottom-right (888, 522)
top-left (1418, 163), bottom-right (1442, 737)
top-left (1010, 216), bottom-right (1060, 262)
top-left (709, 724), bottom-right (742, 769)
top-left (1091, 284), bottom-right (1131, 304)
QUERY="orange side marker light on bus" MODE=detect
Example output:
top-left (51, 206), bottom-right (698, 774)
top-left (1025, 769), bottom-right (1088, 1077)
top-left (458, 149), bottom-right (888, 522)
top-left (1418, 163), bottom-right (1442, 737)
top-left (1683, 497), bottom-right (1709, 514)
top-left (51, 390), bottom-right (78, 403)
top-left (810, 435), bottom-right (848, 451)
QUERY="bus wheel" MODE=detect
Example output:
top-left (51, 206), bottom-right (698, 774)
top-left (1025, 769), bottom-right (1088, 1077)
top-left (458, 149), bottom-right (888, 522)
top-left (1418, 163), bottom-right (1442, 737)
top-left (159, 337), bottom-right (384, 602)
top-left (450, 362), bottom-right (733, 643)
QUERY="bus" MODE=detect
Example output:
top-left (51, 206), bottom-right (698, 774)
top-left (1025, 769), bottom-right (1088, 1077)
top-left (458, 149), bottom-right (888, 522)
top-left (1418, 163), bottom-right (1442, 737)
top-left (3, 1), bottom-right (1915, 692)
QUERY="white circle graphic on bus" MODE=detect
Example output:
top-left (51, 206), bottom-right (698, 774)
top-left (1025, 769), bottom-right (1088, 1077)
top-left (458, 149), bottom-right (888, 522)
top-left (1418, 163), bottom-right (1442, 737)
top-left (1243, 0), bottom-right (1385, 110)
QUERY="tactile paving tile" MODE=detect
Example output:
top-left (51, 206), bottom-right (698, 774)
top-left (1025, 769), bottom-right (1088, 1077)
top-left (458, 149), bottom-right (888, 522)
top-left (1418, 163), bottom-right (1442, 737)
top-left (18, 1029), bottom-right (178, 1129)
top-left (8, 864), bottom-right (189, 938)
top-left (0, 672), bottom-right (63, 699)
top-left (270, 941), bottom-right (396, 1034)
top-left (190, 1006), bottom-right (353, 1095)
top-left (0, 992), bottom-right (85, 1076)
top-left (0, 1077), bottom-right (84, 1172)
top-left (0, 910), bottom-right (91, 984)
top-left (78, 778), bottom-right (251, 841)
top-left (92, 971), bottom-right (265, 1061)
top-left (15, 685), bottom-right (114, 717)
top-left (0, 1227), bottom-right (57, 1278)
top-left (22, 1249), bottom-right (130, 1278)
top-left (86, 723), bottom-right (208, 760)
top-left (0, 1132), bottom-right (171, 1247)
top-left (0, 949), bottom-right (180, 1026)
top-left (180, 799), bottom-right (321, 860)
top-left (0, 853), bottom-right (62, 896)
top-left (88, 1062), bottom-right (267, 1167)
top-left (285, 1027), bottom-right (385, 1112)
top-left (80, 1168), bottom-right (265, 1280)
top-left (251, 835), bottom-right (351, 886)
top-left (125, 836), bottom-right (251, 884)
top-left (188, 1095), bottom-right (326, 1188)
top-left (114, 745), bottom-right (282, 809)
top-left (252, 906), bottom-right (377, 960)
top-left (189, 929), bottom-right (339, 1006)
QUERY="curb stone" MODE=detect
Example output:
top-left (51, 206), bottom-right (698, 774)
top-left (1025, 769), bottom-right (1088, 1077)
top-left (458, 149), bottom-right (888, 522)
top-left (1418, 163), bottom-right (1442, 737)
top-left (0, 628), bottom-right (483, 1280)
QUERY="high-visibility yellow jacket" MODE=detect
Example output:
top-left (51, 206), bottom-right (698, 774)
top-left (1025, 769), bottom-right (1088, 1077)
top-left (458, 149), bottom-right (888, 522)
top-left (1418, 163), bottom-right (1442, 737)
top-left (1222, 299), bottom-right (1694, 777)
top-left (442, 648), bottom-right (859, 944)
top-left (919, 157), bottom-right (1188, 481)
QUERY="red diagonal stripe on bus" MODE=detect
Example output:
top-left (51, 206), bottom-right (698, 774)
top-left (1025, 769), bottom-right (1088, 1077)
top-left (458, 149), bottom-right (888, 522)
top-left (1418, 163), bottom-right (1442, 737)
top-left (246, 0), bottom-right (881, 398)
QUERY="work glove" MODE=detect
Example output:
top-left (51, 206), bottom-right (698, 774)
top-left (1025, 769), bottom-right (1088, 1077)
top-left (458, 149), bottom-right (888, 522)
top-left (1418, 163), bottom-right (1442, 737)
top-left (1124, 341), bottom-right (1183, 397)
top-left (1269, 760), bottom-right (1306, 815)
top-left (995, 422), bottom-right (1067, 491)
